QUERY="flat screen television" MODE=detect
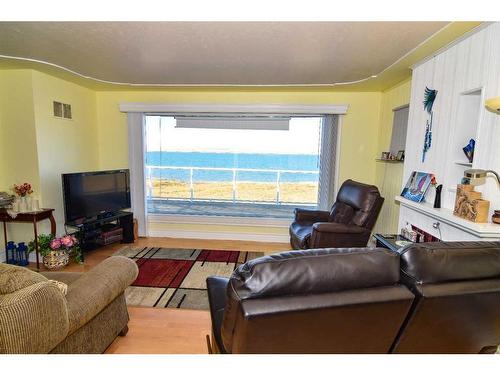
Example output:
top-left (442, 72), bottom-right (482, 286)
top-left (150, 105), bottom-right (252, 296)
top-left (62, 169), bottom-right (131, 223)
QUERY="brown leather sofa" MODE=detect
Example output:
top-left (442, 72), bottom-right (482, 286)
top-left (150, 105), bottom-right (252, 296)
top-left (289, 179), bottom-right (384, 249)
top-left (207, 247), bottom-right (415, 353)
top-left (206, 241), bottom-right (500, 354)
top-left (392, 241), bottom-right (500, 353)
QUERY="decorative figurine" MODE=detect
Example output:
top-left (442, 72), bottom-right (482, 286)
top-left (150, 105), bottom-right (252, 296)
top-left (462, 139), bottom-right (475, 163)
top-left (422, 87), bottom-right (438, 162)
top-left (434, 184), bottom-right (443, 209)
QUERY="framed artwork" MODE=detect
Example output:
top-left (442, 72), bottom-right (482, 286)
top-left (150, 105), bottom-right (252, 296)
top-left (401, 171), bottom-right (433, 202)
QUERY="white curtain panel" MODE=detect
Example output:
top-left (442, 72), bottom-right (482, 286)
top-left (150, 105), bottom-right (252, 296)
top-left (127, 112), bottom-right (148, 236)
top-left (317, 115), bottom-right (339, 210)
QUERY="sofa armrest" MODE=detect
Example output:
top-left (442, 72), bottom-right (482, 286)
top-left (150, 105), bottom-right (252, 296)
top-left (310, 223), bottom-right (371, 248)
top-left (0, 282), bottom-right (69, 353)
top-left (206, 276), bottom-right (229, 353)
top-left (294, 208), bottom-right (330, 222)
top-left (64, 256), bottom-right (138, 333)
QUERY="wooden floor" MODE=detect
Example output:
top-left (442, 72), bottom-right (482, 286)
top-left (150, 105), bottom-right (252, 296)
top-left (47, 237), bottom-right (290, 354)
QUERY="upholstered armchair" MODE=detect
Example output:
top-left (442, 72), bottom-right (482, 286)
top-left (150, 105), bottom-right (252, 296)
top-left (0, 256), bottom-right (138, 354)
top-left (289, 179), bottom-right (384, 249)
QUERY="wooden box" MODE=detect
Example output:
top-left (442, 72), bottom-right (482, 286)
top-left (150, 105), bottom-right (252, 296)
top-left (453, 184), bottom-right (490, 223)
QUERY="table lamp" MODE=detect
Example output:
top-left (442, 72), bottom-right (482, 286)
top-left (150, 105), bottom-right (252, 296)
top-left (464, 169), bottom-right (500, 186)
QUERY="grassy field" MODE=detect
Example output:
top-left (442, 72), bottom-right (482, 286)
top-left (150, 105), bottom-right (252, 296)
top-left (150, 179), bottom-right (318, 204)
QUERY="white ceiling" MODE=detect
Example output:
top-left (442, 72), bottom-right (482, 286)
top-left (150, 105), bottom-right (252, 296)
top-left (0, 22), bottom-right (449, 86)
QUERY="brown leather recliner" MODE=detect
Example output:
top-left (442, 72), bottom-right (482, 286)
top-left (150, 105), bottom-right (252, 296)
top-left (289, 179), bottom-right (384, 249)
top-left (392, 241), bottom-right (500, 354)
top-left (206, 248), bottom-right (415, 354)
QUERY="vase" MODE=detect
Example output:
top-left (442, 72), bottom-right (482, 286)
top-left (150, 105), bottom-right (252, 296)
top-left (43, 250), bottom-right (70, 270)
top-left (18, 196), bottom-right (28, 213)
top-left (433, 184), bottom-right (442, 209)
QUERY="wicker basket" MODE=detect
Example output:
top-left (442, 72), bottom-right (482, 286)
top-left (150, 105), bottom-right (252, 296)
top-left (43, 250), bottom-right (69, 270)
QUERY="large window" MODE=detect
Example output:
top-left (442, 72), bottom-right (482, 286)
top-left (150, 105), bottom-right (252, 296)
top-left (144, 115), bottom-right (329, 218)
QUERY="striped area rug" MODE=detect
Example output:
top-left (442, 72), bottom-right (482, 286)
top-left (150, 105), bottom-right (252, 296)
top-left (113, 247), bottom-right (264, 310)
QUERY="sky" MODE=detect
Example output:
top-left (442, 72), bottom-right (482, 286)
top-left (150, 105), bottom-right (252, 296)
top-left (145, 116), bottom-right (322, 155)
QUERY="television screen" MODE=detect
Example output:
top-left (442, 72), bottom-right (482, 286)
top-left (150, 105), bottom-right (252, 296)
top-left (62, 169), bottom-right (131, 223)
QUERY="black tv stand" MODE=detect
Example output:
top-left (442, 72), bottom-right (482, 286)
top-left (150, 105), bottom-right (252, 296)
top-left (66, 211), bottom-right (134, 253)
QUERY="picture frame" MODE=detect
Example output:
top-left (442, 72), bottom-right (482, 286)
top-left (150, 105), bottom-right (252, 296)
top-left (381, 151), bottom-right (391, 160)
top-left (396, 150), bottom-right (405, 161)
top-left (401, 171), bottom-right (433, 202)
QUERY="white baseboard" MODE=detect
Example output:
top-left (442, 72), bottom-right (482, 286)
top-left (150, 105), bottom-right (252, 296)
top-left (148, 229), bottom-right (289, 243)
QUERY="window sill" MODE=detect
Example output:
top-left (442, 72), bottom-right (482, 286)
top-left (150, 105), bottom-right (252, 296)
top-left (148, 214), bottom-right (292, 228)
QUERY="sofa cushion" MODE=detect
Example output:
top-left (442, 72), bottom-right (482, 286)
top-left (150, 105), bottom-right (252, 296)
top-left (0, 263), bottom-right (48, 294)
top-left (41, 272), bottom-right (82, 286)
top-left (229, 247), bottom-right (400, 300)
top-left (400, 241), bottom-right (500, 284)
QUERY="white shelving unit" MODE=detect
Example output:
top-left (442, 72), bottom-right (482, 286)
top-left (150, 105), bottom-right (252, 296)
top-left (396, 196), bottom-right (500, 240)
top-left (398, 23), bottom-right (500, 241)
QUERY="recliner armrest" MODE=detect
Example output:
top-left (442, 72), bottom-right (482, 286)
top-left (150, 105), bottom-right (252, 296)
top-left (294, 208), bottom-right (330, 222)
top-left (310, 223), bottom-right (371, 248)
top-left (312, 222), bottom-right (369, 234)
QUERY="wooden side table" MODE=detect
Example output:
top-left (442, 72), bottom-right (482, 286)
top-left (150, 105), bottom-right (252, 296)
top-left (0, 208), bottom-right (56, 270)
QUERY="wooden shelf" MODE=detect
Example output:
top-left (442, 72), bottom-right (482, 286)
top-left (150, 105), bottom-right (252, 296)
top-left (395, 196), bottom-right (500, 238)
top-left (375, 159), bottom-right (404, 163)
top-left (454, 161), bottom-right (473, 167)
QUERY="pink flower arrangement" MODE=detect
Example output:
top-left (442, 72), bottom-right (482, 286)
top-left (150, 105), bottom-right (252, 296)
top-left (50, 238), bottom-right (62, 250)
top-left (49, 235), bottom-right (78, 250)
top-left (61, 235), bottom-right (76, 248)
top-left (12, 183), bottom-right (33, 197)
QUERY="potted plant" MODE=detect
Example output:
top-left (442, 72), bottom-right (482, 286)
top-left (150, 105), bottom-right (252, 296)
top-left (29, 234), bottom-right (82, 270)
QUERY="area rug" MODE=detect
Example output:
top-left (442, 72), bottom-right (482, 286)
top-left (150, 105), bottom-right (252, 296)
top-left (113, 247), bottom-right (264, 310)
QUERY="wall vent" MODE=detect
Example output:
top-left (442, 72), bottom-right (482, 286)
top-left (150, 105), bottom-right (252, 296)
top-left (53, 101), bottom-right (72, 119)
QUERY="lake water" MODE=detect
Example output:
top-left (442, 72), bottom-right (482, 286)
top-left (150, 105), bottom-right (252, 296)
top-left (146, 152), bottom-right (319, 182)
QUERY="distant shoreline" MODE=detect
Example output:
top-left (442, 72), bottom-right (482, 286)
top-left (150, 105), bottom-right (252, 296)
top-left (146, 151), bottom-right (319, 183)
top-left (149, 179), bottom-right (318, 204)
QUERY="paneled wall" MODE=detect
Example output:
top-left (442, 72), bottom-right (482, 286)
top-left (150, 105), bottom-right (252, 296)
top-left (401, 23), bottom-right (500, 229)
top-left (374, 79), bottom-right (411, 234)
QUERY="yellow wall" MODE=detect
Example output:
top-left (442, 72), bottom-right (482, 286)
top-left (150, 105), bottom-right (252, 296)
top-left (0, 70), bottom-right (40, 192)
top-left (96, 90), bottom-right (382, 186)
top-left (373, 79), bottom-right (412, 234)
top-left (31, 70), bottom-right (100, 235)
top-left (95, 89), bottom-right (382, 239)
top-left (0, 70), bottom-right (41, 247)
top-left (0, 70), bottom-right (100, 260)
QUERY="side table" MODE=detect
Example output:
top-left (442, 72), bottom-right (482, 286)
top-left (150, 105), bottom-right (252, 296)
top-left (0, 208), bottom-right (56, 271)
top-left (373, 233), bottom-right (414, 253)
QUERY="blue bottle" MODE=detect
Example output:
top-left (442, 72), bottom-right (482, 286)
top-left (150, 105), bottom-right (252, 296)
top-left (17, 242), bottom-right (29, 266)
top-left (6, 241), bottom-right (17, 264)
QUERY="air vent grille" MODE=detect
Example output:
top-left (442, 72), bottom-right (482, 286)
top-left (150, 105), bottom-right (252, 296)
top-left (53, 101), bottom-right (72, 119)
